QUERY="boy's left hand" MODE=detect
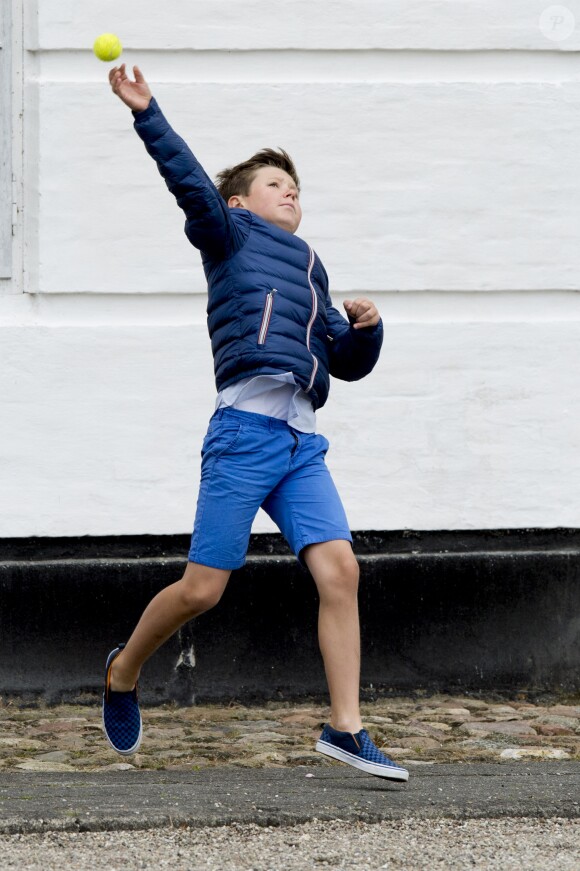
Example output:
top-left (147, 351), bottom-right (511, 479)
top-left (343, 298), bottom-right (380, 330)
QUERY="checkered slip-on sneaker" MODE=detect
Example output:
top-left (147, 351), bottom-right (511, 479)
top-left (316, 724), bottom-right (409, 782)
top-left (102, 644), bottom-right (142, 756)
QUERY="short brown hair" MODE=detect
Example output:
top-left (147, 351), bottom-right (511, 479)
top-left (215, 148), bottom-right (300, 203)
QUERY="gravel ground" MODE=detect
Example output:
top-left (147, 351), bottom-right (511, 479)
top-left (2, 818), bottom-right (579, 870)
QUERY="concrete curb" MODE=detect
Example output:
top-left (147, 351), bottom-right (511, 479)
top-left (2, 530), bottom-right (580, 702)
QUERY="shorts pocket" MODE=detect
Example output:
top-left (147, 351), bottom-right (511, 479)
top-left (202, 422), bottom-right (243, 458)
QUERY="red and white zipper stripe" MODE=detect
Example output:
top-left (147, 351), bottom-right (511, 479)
top-left (258, 288), bottom-right (277, 345)
top-left (305, 246), bottom-right (319, 392)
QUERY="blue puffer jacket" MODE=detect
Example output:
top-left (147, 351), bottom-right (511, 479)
top-left (133, 98), bottom-right (383, 410)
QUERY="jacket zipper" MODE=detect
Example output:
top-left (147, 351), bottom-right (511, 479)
top-left (258, 288), bottom-right (277, 345)
top-left (305, 246), bottom-right (319, 392)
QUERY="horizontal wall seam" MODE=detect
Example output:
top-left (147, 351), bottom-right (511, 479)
top-left (1, 549), bottom-right (578, 569)
top-left (33, 49), bottom-right (580, 84)
top-left (4, 291), bottom-right (580, 326)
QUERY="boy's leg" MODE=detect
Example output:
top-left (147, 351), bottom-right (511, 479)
top-left (109, 561), bottom-right (231, 691)
top-left (302, 540), bottom-right (363, 734)
top-left (103, 562), bottom-right (230, 755)
top-left (110, 408), bottom-right (303, 692)
top-left (260, 430), bottom-right (361, 730)
top-left (262, 430), bottom-right (409, 781)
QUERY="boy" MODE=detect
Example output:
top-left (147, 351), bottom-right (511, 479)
top-left (102, 64), bottom-right (408, 783)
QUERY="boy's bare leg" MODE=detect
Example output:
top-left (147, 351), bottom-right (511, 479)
top-left (109, 562), bottom-right (231, 691)
top-left (303, 540), bottom-right (363, 734)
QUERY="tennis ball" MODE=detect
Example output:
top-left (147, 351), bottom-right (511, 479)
top-left (93, 33), bottom-right (122, 62)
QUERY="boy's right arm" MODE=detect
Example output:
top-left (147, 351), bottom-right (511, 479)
top-left (109, 64), bottom-right (247, 260)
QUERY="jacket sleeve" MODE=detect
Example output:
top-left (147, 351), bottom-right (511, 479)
top-left (132, 98), bottom-right (248, 260)
top-left (318, 257), bottom-right (383, 380)
top-left (325, 302), bottom-right (384, 381)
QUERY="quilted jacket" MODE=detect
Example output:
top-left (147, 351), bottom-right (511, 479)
top-left (133, 98), bottom-right (383, 410)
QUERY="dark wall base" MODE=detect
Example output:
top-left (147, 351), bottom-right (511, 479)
top-left (1, 530), bottom-right (579, 704)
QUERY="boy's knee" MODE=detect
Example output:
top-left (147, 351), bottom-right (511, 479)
top-left (179, 581), bottom-right (223, 616)
top-left (178, 564), bottom-right (229, 616)
top-left (308, 544), bottom-right (359, 597)
top-left (335, 554), bottom-right (359, 592)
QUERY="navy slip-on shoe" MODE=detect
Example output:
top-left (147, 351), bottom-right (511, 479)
top-left (102, 644), bottom-right (142, 756)
top-left (316, 723), bottom-right (409, 782)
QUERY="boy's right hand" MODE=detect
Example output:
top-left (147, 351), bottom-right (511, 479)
top-left (109, 64), bottom-right (152, 113)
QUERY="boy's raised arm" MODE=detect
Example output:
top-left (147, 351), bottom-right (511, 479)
top-left (109, 65), bottom-right (247, 260)
top-left (109, 63), bottom-right (152, 113)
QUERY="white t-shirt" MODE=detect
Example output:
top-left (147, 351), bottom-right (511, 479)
top-left (215, 372), bottom-right (316, 433)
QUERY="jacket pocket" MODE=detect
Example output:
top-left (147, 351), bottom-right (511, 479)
top-left (257, 289), bottom-right (277, 346)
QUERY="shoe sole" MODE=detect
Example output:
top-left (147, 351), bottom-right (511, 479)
top-left (316, 739), bottom-right (409, 781)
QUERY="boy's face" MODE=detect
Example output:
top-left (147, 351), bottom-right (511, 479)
top-left (228, 166), bottom-right (302, 233)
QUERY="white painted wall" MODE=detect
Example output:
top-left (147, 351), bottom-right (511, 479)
top-left (2, 0), bottom-right (580, 537)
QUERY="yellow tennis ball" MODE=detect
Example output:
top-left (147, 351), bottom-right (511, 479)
top-left (93, 33), bottom-right (122, 62)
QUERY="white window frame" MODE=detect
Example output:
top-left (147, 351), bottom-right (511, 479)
top-left (1, 0), bottom-right (23, 293)
top-left (0, 2), bottom-right (12, 279)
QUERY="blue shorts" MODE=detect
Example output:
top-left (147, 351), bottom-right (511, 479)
top-left (188, 407), bottom-right (353, 570)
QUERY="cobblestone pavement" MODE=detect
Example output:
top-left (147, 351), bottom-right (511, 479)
top-left (1, 694), bottom-right (579, 773)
